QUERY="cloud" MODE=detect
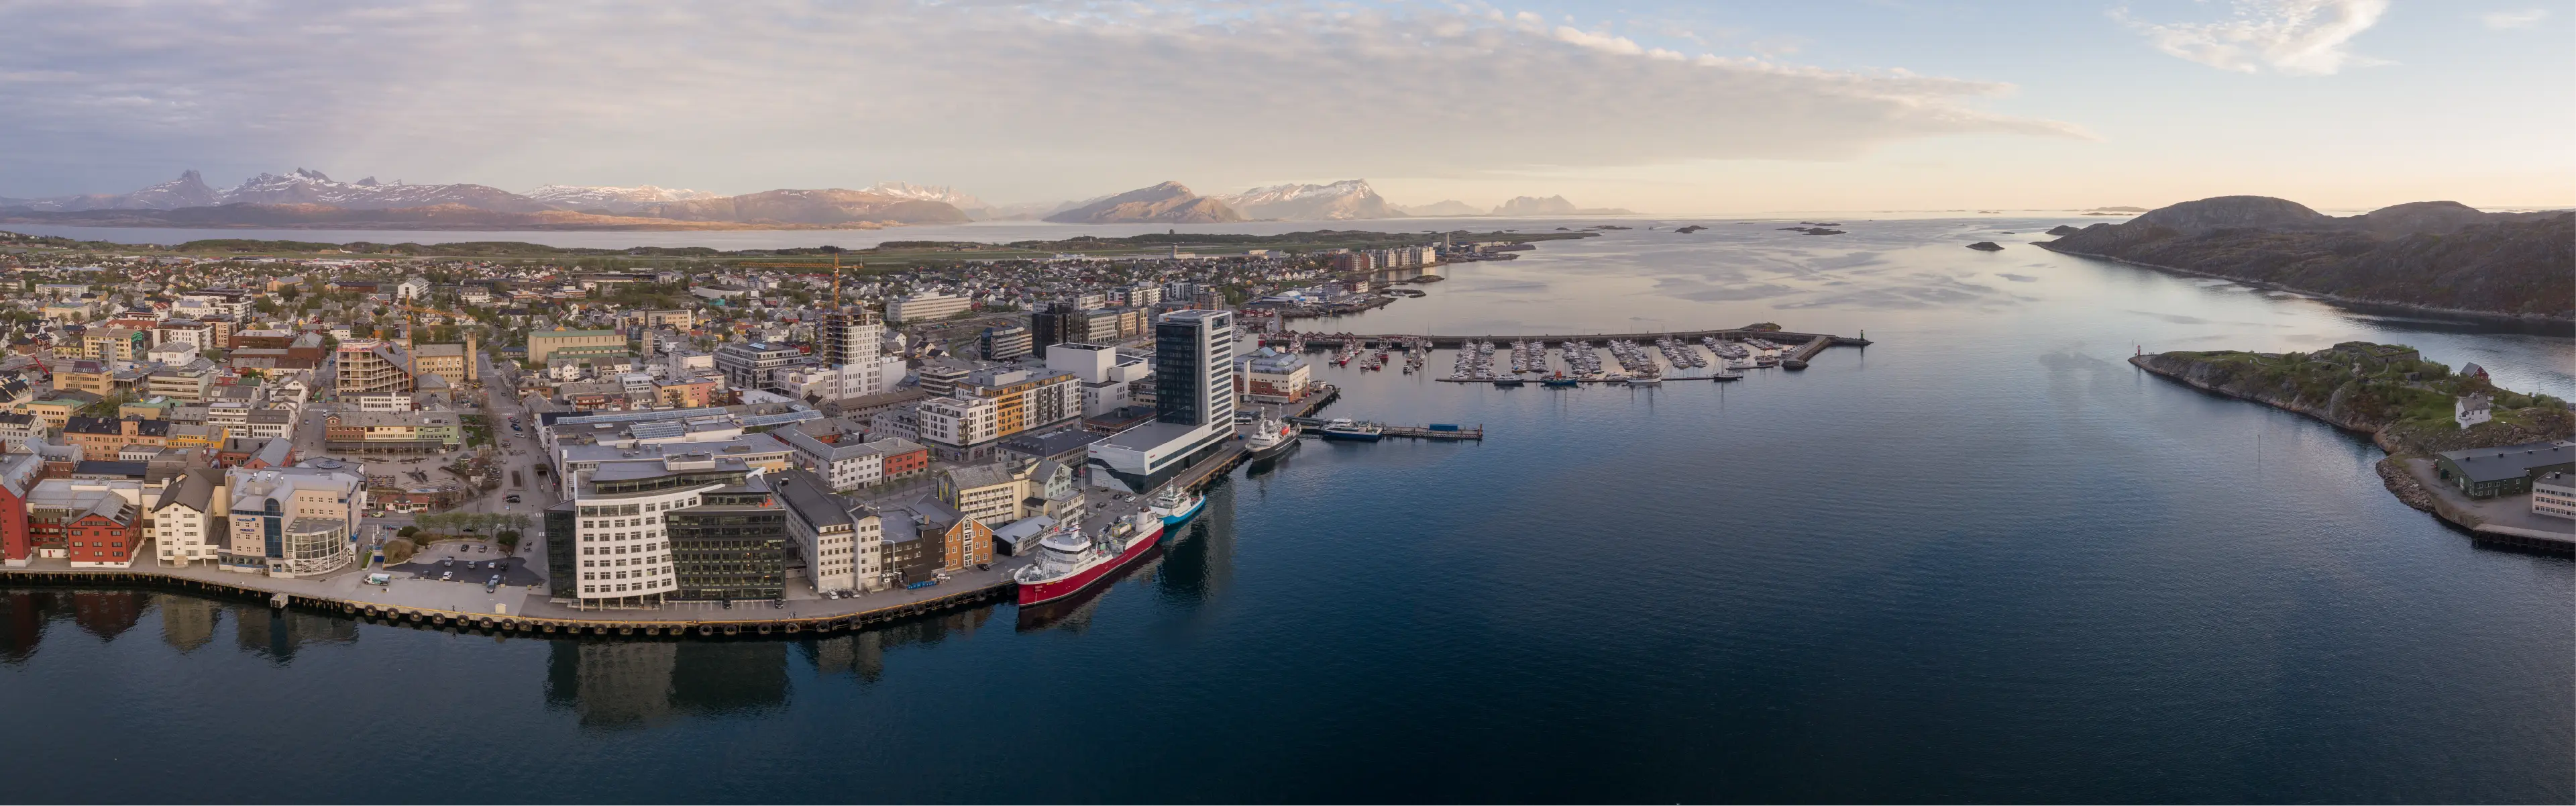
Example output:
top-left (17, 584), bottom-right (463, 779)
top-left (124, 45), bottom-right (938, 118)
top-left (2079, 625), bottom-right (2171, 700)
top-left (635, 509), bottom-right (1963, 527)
top-left (0, 1), bottom-right (2087, 199)
top-left (2116, 0), bottom-right (2390, 75)
top-left (2479, 8), bottom-right (2550, 28)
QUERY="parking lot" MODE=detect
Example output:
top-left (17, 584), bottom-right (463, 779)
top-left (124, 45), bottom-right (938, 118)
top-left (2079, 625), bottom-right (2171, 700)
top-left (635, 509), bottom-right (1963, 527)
top-left (389, 542), bottom-right (543, 588)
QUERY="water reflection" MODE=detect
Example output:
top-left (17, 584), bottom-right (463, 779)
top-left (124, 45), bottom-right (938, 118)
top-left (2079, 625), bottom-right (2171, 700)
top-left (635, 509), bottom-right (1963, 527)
top-left (1153, 480), bottom-right (1236, 609)
top-left (0, 590), bottom-right (359, 664)
top-left (543, 642), bottom-right (790, 727)
top-left (541, 606), bottom-right (1000, 729)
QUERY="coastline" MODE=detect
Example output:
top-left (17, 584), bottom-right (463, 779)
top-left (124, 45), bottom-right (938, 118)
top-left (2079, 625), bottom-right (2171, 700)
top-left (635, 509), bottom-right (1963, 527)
top-left (2042, 243), bottom-right (2576, 328)
top-left (2128, 354), bottom-right (2574, 552)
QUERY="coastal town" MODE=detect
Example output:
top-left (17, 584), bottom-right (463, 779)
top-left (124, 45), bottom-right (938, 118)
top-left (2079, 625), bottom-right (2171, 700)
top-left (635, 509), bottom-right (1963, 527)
top-left (0, 229), bottom-right (1566, 632)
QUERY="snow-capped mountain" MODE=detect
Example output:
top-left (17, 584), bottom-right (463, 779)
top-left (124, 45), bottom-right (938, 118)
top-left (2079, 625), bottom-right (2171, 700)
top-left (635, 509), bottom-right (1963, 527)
top-left (218, 168), bottom-right (557, 212)
top-left (633, 188), bottom-right (971, 225)
top-left (865, 182), bottom-right (994, 217)
top-left (526, 184), bottom-right (722, 213)
top-left (1216, 179), bottom-right (1401, 220)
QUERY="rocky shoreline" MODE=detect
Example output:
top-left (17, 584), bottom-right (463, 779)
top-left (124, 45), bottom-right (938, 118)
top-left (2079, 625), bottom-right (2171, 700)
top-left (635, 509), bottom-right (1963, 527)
top-left (2052, 246), bottom-right (2574, 328)
top-left (2129, 348), bottom-right (2575, 538)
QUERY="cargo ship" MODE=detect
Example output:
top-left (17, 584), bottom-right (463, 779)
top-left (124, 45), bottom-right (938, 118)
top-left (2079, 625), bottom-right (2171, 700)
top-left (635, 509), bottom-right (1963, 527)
top-left (1148, 485), bottom-right (1207, 526)
top-left (1014, 511), bottom-right (1164, 607)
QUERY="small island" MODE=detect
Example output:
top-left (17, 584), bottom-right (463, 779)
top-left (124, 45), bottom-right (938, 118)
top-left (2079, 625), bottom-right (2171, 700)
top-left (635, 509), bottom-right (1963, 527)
top-left (2134, 342), bottom-right (2573, 551)
top-left (1966, 242), bottom-right (2004, 251)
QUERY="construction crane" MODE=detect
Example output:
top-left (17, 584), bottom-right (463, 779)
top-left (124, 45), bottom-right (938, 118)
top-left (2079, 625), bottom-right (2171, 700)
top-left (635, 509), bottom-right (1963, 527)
top-left (733, 247), bottom-right (860, 309)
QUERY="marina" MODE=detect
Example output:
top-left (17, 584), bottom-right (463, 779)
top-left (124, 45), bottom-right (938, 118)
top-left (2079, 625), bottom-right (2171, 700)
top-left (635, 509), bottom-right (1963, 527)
top-left (1264, 327), bottom-right (1863, 384)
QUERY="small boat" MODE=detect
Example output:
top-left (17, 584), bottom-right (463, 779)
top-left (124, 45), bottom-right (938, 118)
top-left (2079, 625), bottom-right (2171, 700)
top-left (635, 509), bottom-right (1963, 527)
top-left (1542, 376), bottom-right (1580, 388)
top-left (1627, 376), bottom-right (1662, 387)
top-left (1148, 486), bottom-right (1207, 526)
top-left (1711, 369), bottom-right (1743, 381)
top-left (1492, 377), bottom-right (1524, 387)
top-left (1318, 418), bottom-right (1385, 442)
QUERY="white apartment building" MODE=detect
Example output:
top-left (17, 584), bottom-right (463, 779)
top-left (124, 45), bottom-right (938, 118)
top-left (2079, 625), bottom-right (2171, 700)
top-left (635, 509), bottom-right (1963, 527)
top-left (778, 429), bottom-right (887, 491)
top-left (776, 471), bottom-right (885, 594)
top-left (152, 468), bottom-right (223, 567)
top-left (558, 459), bottom-right (713, 605)
top-left (916, 395), bottom-right (1000, 449)
top-left (886, 290), bottom-right (971, 323)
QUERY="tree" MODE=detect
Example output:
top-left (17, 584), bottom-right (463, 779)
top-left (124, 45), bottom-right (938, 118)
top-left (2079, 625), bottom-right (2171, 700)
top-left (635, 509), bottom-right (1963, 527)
top-left (280, 286), bottom-right (301, 302)
top-left (397, 525), bottom-right (419, 539)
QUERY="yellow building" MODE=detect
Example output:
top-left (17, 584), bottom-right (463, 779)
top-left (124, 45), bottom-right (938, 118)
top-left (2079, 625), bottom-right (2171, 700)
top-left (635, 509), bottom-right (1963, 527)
top-left (527, 328), bottom-right (623, 366)
top-left (17, 398), bottom-right (84, 430)
top-left (83, 329), bottom-right (148, 362)
top-left (411, 344), bottom-right (470, 388)
top-left (54, 366), bottom-right (115, 397)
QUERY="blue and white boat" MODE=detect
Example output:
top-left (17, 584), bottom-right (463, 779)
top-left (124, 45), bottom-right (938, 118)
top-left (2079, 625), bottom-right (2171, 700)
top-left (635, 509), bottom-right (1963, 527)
top-left (1318, 418), bottom-right (1385, 442)
top-left (1148, 486), bottom-right (1206, 526)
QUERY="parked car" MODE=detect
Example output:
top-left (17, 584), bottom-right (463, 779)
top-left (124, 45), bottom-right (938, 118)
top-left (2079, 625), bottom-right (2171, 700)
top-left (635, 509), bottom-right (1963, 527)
top-left (441, 558), bottom-right (453, 567)
top-left (504, 494), bottom-right (521, 503)
top-left (440, 571), bottom-right (453, 581)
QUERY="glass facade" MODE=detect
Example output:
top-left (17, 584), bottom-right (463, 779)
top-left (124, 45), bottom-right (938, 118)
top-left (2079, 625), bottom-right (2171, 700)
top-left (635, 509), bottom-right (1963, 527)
top-left (667, 489), bottom-right (788, 601)
top-left (544, 503), bottom-right (579, 599)
top-left (1155, 320), bottom-right (1206, 426)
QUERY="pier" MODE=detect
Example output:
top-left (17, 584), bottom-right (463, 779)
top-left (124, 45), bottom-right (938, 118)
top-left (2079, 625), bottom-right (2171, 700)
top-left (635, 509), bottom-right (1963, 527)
top-left (1286, 417), bottom-right (1484, 441)
top-left (1262, 328), bottom-right (1870, 352)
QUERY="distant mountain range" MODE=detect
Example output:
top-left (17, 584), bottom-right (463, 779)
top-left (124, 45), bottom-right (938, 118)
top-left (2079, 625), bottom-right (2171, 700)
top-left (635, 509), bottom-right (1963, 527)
top-left (1044, 182), bottom-right (1244, 224)
top-left (2040, 195), bottom-right (2573, 320)
top-left (0, 170), bottom-right (1639, 228)
top-left (0, 168), bottom-right (971, 229)
top-left (1394, 199), bottom-right (1485, 217)
top-left (1215, 180), bottom-right (1399, 220)
top-left (1491, 195), bottom-right (1636, 216)
top-left (525, 184), bottom-right (722, 213)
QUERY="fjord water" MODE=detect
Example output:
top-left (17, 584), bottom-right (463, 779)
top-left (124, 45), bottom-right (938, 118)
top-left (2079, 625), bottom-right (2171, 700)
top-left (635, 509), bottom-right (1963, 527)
top-left (4, 220), bottom-right (2569, 803)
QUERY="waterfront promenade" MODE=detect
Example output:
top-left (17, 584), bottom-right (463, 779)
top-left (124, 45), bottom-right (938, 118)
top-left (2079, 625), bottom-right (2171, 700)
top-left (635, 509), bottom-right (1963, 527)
top-left (0, 548), bottom-right (1029, 637)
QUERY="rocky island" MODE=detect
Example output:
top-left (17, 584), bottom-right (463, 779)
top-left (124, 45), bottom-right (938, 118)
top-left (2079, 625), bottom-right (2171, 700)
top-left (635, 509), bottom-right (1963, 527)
top-left (1966, 242), bottom-right (2003, 251)
top-left (2041, 196), bottom-right (2573, 320)
top-left (2133, 342), bottom-right (2573, 548)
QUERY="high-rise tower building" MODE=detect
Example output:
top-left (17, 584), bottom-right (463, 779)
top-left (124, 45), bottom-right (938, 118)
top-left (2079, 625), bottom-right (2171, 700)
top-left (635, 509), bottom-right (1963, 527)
top-left (1085, 309), bottom-right (1237, 493)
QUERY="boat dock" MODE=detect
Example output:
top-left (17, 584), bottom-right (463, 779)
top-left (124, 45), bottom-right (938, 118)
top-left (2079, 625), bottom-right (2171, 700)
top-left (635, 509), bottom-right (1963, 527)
top-left (1286, 417), bottom-right (1484, 441)
top-left (1263, 328), bottom-right (1870, 352)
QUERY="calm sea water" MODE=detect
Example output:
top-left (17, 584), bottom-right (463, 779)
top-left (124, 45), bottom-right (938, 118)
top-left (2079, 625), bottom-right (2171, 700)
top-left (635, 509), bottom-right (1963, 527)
top-left (4, 219), bottom-right (2569, 803)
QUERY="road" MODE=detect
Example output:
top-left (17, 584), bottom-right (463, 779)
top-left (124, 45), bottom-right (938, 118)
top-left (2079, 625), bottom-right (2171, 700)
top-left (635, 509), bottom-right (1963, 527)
top-left (301, 352), bottom-right (561, 568)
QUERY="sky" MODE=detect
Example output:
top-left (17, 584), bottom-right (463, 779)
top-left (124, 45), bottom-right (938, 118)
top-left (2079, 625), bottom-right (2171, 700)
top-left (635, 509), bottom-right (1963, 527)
top-left (0, 0), bottom-right (2568, 214)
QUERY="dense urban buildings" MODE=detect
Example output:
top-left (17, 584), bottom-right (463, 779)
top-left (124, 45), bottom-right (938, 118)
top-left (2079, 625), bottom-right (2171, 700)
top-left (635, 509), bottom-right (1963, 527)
top-left (0, 231), bottom-right (1460, 608)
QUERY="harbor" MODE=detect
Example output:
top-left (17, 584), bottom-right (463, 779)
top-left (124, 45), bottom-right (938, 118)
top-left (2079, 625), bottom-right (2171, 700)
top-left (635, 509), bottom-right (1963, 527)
top-left (1269, 326), bottom-right (1866, 384)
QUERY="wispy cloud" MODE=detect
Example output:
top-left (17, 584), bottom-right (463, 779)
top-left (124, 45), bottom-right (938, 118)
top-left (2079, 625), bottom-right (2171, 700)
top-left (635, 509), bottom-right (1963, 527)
top-left (2116, 0), bottom-right (2391, 75)
top-left (0, 1), bottom-right (2086, 199)
top-left (2479, 8), bottom-right (2550, 28)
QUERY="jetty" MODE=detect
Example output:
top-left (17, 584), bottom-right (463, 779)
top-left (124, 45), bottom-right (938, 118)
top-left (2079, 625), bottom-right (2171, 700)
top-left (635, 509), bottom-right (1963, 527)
top-left (1285, 417), bottom-right (1482, 441)
top-left (1261, 328), bottom-right (1868, 352)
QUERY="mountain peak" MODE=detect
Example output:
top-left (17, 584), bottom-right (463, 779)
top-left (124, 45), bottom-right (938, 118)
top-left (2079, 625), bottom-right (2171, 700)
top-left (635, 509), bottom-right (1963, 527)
top-left (291, 167), bottom-right (331, 181)
top-left (1218, 179), bottom-right (1399, 220)
top-left (1044, 181), bottom-right (1241, 224)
